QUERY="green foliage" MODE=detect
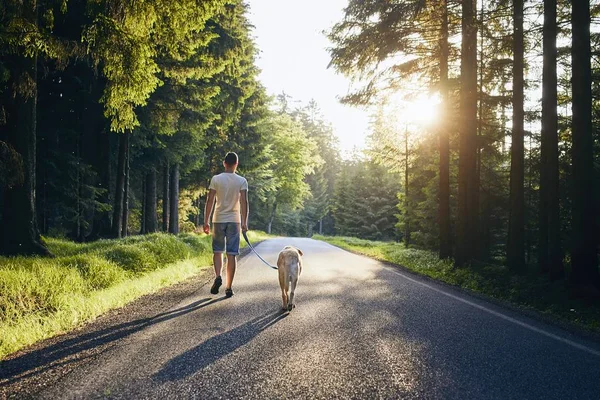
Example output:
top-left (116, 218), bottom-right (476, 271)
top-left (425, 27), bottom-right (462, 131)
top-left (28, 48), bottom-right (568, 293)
top-left (60, 254), bottom-right (127, 290)
top-left (83, 0), bottom-right (228, 133)
top-left (331, 157), bottom-right (400, 241)
top-left (105, 245), bottom-right (158, 273)
top-left (328, 0), bottom-right (460, 105)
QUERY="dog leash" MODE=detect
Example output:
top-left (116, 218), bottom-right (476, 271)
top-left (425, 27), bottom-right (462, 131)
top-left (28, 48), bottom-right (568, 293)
top-left (243, 231), bottom-right (278, 270)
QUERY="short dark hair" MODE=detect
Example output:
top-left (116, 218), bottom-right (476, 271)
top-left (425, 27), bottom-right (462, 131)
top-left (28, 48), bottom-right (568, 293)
top-left (224, 152), bottom-right (238, 166)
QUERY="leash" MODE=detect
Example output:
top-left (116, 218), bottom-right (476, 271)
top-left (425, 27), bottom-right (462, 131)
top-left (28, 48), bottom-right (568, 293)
top-left (242, 231), bottom-right (278, 270)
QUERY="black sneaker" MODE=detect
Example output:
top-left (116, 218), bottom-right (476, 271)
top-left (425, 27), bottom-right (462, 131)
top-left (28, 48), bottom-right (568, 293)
top-left (210, 276), bottom-right (222, 294)
top-left (225, 288), bottom-right (234, 298)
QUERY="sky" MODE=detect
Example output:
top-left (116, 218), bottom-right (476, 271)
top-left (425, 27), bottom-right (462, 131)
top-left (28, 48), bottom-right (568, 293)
top-left (245, 0), bottom-right (371, 156)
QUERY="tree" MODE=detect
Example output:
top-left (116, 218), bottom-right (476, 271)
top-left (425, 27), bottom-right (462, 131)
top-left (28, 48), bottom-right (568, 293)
top-left (292, 101), bottom-right (341, 235)
top-left (455, 0), bottom-right (479, 267)
top-left (539, 0), bottom-right (563, 278)
top-left (507, 0), bottom-right (525, 272)
top-left (255, 113), bottom-right (322, 234)
top-left (438, 0), bottom-right (452, 259)
top-left (570, 0), bottom-right (599, 287)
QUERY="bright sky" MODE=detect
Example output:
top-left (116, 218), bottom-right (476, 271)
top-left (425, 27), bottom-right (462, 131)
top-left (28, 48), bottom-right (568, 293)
top-left (246, 0), bottom-right (371, 156)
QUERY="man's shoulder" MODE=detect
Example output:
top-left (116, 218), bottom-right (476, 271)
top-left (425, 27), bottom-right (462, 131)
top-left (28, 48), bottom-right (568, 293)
top-left (237, 174), bottom-right (248, 186)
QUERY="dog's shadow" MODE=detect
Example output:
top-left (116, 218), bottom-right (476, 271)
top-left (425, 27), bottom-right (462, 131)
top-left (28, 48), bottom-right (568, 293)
top-left (154, 309), bottom-right (288, 382)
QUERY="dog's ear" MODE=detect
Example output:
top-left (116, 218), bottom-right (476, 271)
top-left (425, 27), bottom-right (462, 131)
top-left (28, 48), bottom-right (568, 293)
top-left (295, 248), bottom-right (303, 256)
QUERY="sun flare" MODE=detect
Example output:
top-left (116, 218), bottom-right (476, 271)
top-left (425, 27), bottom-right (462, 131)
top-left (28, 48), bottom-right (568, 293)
top-left (404, 94), bottom-right (441, 125)
top-left (386, 92), bottom-right (442, 130)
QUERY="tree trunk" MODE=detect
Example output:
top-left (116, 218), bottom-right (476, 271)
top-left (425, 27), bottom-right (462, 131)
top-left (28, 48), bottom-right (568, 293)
top-left (75, 123), bottom-right (82, 241)
top-left (438, 0), bottom-right (451, 259)
top-left (0, 1), bottom-right (49, 256)
top-left (541, 0), bottom-right (563, 279)
top-left (121, 137), bottom-right (130, 238)
top-left (162, 163), bottom-right (169, 232)
top-left (455, 0), bottom-right (478, 267)
top-left (507, 0), bottom-right (525, 272)
top-left (268, 201), bottom-right (277, 234)
top-left (169, 164), bottom-right (179, 234)
top-left (571, 0), bottom-right (599, 286)
top-left (145, 169), bottom-right (158, 233)
top-left (195, 196), bottom-right (201, 228)
top-left (476, 0), bottom-right (485, 260)
top-left (111, 131), bottom-right (128, 238)
top-left (141, 179), bottom-right (146, 234)
top-left (88, 128), bottom-right (111, 240)
top-left (404, 128), bottom-right (411, 246)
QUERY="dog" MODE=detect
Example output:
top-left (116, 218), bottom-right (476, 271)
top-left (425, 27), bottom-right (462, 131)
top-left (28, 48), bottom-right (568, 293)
top-left (277, 246), bottom-right (303, 312)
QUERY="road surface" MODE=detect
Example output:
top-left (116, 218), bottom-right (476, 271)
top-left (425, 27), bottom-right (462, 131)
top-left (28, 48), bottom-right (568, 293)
top-left (2, 237), bottom-right (600, 399)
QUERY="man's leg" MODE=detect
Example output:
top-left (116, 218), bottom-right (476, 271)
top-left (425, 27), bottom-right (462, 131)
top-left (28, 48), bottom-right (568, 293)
top-left (224, 223), bottom-right (241, 297)
top-left (210, 253), bottom-right (224, 294)
top-left (213, 253), bottom-right (223, 277)
top-left (225, 254), bottom-right (236, 289)
top-left (211, 224), bottom-right (226, 294)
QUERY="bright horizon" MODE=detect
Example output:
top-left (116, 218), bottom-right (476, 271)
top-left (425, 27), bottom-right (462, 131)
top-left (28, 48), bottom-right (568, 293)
top-left (246, 0), bottom-right (371, 157)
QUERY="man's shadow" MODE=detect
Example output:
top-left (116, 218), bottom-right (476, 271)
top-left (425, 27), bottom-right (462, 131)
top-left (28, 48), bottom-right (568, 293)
top-left (1, 297), bottom-right (228, 383)
top-left (154, 309), bottom-right (288, 382)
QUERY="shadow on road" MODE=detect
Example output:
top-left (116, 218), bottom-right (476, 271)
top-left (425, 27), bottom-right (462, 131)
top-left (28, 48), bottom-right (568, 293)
top-left (154, 309), bottom-right (288, 382)
top-left (0, 296), bottom-right (228, 384)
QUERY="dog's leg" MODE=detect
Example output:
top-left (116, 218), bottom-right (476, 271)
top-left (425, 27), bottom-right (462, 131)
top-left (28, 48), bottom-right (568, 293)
top-left (278, 269), bottom-right (288, 310)
top-left (288, 263), bottom-right (299, 312)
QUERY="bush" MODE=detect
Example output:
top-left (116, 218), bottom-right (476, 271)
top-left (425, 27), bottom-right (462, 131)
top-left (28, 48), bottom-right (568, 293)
top-left (179, 233), bottom-right (211, 254)
top-left (105, 245), bottom-right (158, 274)
top-left (60, 255), bottom-right (128, 290)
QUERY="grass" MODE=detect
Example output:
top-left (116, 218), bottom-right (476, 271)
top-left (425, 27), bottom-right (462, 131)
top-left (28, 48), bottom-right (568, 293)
top-left (0, 230), bottom-right (271, 360)
top-left (314, 235), bottom-right (600, 334)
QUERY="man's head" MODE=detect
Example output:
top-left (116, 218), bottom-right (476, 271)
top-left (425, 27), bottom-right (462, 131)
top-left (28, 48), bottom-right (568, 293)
top-left (224, 152), bottom-right (239, 171)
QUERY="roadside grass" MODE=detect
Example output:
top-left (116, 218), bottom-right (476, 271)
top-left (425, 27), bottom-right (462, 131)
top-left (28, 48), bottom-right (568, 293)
top-left (0, 231), bottom-right (271, 360)
top-left (314, 235), bottom-right (600, 333)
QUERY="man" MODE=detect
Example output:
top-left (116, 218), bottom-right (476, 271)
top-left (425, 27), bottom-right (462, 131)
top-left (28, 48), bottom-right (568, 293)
top-left (204, 152), bottom-right (249, 298)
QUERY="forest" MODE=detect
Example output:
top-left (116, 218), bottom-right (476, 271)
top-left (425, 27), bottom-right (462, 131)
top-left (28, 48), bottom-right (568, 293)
top-left (328, 0), bottom-right (600, 292)
top-left (2, 0), bottom-right (600, 295)
top-left (0, 0), bottom-right (336, 255)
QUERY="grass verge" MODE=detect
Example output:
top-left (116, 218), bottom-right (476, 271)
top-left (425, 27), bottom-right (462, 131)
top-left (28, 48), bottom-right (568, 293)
top-left (0, 231), bottom-right (271, 360)
top-left (314, 235), bottom-right (600, 334)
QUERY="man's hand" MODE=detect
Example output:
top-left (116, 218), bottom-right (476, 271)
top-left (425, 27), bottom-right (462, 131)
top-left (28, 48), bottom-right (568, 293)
top-left (241, 223), bottom-right (248, 233)
top-left (203, 223), bottom-right (210, 235)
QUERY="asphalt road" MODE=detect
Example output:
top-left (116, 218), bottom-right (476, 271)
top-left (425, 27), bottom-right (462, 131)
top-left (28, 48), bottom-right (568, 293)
top-left (2, 237), bottom-right (600, 399)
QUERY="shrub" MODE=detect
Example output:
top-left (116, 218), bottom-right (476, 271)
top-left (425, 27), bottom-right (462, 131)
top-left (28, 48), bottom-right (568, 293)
top-left (105, 245), bottom-right (158, 274)
top-left (60, 255), bottom-right (128, 290)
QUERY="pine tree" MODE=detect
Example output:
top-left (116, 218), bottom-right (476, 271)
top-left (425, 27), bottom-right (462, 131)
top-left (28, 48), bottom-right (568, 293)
top-left (539, 0), bottom-right (564, 278)
top-left (456, 0), bottom-right (479, 267)
top-left (507, 0), bottom-right (525, 272)
top-left (570, 0), bottom-right (599, 287)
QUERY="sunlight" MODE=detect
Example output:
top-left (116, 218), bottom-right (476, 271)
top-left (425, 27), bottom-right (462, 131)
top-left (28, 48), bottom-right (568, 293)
top-left (403, 93), bottom-right (441, 126)
top-left (384, 91), bottom-right (441, 133)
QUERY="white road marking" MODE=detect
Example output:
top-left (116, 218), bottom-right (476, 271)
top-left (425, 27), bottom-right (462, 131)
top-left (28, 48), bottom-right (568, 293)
top-left (385, 266), bottom-right (600, 357)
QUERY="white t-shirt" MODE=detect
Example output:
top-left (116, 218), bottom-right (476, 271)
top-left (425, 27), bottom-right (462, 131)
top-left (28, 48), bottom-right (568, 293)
top-left (209, 172), bottom-right (248, 223)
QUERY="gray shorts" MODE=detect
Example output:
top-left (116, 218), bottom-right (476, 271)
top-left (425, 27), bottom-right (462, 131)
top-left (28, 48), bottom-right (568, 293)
top-left (212, 223), bottom-right (241, 255)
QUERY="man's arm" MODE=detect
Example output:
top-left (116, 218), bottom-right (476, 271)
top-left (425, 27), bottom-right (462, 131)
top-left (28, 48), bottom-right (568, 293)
top-left (240, 189), bottom-right (249, 233)
top-left (203, 189), bottom-right (216, 234)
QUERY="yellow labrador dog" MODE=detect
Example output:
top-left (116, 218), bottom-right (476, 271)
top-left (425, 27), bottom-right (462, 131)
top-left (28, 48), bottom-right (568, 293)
top-left (277, 246), bottom-right (303, 312)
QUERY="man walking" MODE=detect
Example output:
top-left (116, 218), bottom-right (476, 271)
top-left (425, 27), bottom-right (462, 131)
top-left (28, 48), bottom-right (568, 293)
top-left (204, 152), bottom-right (249, 298)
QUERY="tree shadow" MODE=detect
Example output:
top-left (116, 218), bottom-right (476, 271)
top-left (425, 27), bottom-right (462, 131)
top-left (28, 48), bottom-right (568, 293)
top-left (154, 309), bottom-right (288, 383)
top-left (1, 297), bottom-right (228, 383)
